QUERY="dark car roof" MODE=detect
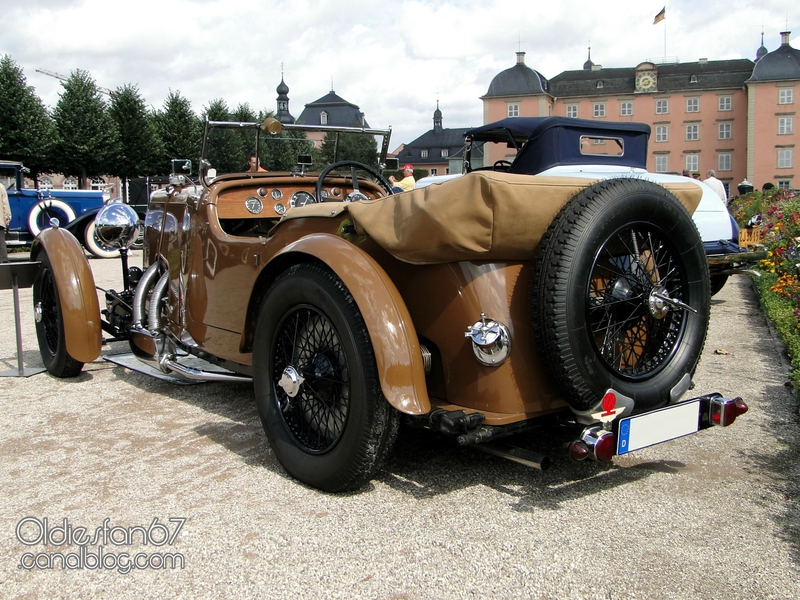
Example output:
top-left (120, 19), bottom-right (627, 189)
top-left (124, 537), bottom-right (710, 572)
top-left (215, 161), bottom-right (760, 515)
top-left (466, 117), bottom-right (651, 173)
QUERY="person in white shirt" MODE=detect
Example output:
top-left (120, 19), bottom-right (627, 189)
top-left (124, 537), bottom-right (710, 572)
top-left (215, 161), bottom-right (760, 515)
top-left (703, 170), bottom-right (728, 203)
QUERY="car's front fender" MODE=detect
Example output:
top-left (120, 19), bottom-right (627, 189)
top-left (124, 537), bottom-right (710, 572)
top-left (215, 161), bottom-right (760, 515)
top-left (257, 233), bottom-right (431, 416)
top-left (31, 227), bottom-right (102, 363)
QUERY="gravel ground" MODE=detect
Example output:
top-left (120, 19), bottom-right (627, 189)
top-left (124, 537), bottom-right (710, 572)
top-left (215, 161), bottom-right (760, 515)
top-left (1, 251), bottom-right (798, 599)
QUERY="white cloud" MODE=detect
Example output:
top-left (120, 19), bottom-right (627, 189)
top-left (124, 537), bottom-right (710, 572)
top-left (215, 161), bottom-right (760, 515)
top-left (1, 0), bottom-right (795, 146)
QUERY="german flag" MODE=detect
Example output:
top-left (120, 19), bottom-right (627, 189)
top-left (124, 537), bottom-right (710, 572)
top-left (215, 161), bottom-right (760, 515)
top-left (653, 7), bottom-right (665, 24)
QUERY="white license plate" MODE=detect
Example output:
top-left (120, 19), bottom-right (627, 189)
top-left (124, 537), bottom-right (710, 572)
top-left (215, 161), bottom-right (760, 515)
top-left (616, 400), bottom-right (700, 455)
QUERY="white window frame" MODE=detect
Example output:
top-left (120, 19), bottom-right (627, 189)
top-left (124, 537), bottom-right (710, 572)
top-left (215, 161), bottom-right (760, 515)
top-left (655, 155), bottom-right (668, 172)
top-left (441, 148), bottom-right (448, 158)
top-left (685, 124), bottom-right (699, 141)
top-left (430, 168), bottom-right (438, 176)
top-left (620, 101), bottom-right (633, 116)
top-left (320, 111), bottom-right (328, 125)
top-left (566, 104), bottom-right (578, 118)
top-left (778, 89), bottom-right (794, 105)
top-left (507, 103), bottom-right (519, 118)
top-left (685, 155), bottom-right (699, 172)
top-left (655, 99), bottom-right (669, 114)
top-left (718, 96), bottom-right (732, 111)
top-left (655, 125), bottom-right (668, 142)
top-left (778, 180), bottom-right (791, 189)
top-left (593, 103), bottom-right (606, 118)
top-left (778, 117), bottom-right (793, 135)
top-left (420, 149), bottom-right (428, 158)
top-left (62, 177), bottom-right (78, 190)
top-left (718, 123), bottom-right (732, 140)
top-left (718, 153), bottom-right (732, 171)
top-left (778, 149), bottom-right (793, 169)
top-left (90, 177), bottom-right (106, 191)
top-left (686, 98), bottom-right (699, 113)
top-left (38, 176), bottom-right (54, 190)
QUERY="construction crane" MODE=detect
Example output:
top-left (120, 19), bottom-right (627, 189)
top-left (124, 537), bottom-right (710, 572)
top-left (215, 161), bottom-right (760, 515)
top-left (35, 68), bottom-right (114, 96)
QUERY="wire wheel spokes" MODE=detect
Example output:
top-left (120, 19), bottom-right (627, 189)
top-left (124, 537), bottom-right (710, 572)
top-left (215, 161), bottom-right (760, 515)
top-left (273, 306), bottom-right (350, 453)
top-left (588, 226), bottom-right (685, 377)
top-left (39, 269), bottom-right (61, 354)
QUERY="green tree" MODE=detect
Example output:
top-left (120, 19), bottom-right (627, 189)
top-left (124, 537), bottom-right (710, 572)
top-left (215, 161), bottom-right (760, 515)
top-left (108, 83), bottom-right (164, 179)
top-left (318, 131), bottom-right (378, 168)
top-left (153, 90), bottom-right (202, 175)
top-left (0, 55), bottom-right (54, 180)
top-left (202, 99), bottom-right (246, 173)
top-left (51, 69), bottom-right (120, 188)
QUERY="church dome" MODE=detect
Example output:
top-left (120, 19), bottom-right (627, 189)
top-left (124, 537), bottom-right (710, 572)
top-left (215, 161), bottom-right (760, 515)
top-left (748, 32), bottom-right (800, 81)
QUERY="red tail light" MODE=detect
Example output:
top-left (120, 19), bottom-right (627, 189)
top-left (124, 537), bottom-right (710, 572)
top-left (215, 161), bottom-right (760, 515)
top-left (593, 431), bottom-right (616, 462)
top-left (710, 397), bottom-right (748, 427)
top-left (569, 440), bottom-right (590, 461)
top-left (574, 426), bottom-right (616, 462)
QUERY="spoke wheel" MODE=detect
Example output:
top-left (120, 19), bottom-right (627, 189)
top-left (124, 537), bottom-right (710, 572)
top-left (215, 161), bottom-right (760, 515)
top-left (253, 263), bottom-right (398, 492)
top-left (532, 178), bottom-right (710, 412)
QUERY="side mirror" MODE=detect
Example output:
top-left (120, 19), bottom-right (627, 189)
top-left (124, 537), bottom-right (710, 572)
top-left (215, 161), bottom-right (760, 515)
top-left (384, 158), bottom-right (399, 171)
top-left (297, 155), bottom-right (313, 166)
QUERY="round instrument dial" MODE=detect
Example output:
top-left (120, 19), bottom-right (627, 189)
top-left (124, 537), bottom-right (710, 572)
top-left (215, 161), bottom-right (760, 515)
top-left (290, 191), bottom-right (316, 208)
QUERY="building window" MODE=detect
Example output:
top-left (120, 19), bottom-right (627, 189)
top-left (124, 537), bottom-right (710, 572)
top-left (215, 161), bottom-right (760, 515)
top-left (445, 168), bottom-right (450, 175)
top-left (685, 155), bottom-right (699, 172)
top-left (566, 104), bottom-right (578, 118)
top-left (718, 153), bottom-right (732, 171)
top-left (690, 74), bottom-right (698, 84)
top-left (37, 176), bottom-right (53, 190)
top-left (655, 99), bottom-right (669, 114)
top-left (420, 149), bottom-right (428, 158)
top-left (430, 168), bottom-right (438, 176)
top-left (593, 103), bottom-right (606, 117)
top-left (779, 89), bottom-right (794, 105)
top-left (686, 98), bottom-right (699, 112)
top-left (320, 111), bottom-right (328, 125)
top-left (718, 96), bottom-right (732, 111)
top-left (778, 149), bottom-right (793, 169)
top-left (655, 155), bottom-right (668, 172)
top-left (718, 123), bottom-right (732, 139)
top-left (778, 180), bottom-right (791, 189)
top-left (686, 124), bottom-right (699, 141)
top-left (63, 177), bottom-right (77, 190)
top-left (620, 101), bottom-right (633, 116)
top-left (597, 81), bottom-right (604, 89)
top-left (778, 117), bottom-right (793, 135)
top-left (655, 125), bottom-right (668, 142)
top-left (507, 103), bottom-right (519, 117)
top-left (441, 149), bottom-right (448, 158)
top-left (90, 177), bottom-right (106, 191)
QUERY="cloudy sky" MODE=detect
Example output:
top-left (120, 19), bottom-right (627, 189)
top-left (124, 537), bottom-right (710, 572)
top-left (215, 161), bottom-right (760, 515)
top-left (2, 0), bottom-right (797, 149)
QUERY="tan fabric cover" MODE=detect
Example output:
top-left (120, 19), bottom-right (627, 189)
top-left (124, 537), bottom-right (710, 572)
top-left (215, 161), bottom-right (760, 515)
top-left (345, 172), bottom-right (702, 265)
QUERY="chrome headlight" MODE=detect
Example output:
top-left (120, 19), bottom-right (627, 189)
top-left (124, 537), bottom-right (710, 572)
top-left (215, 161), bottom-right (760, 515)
top-left (464, 313), bottom-right (511, 367)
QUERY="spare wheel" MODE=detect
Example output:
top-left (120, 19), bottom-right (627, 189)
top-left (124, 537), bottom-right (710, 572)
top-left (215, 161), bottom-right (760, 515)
top-left (530, 178), bottom-right (710, 413)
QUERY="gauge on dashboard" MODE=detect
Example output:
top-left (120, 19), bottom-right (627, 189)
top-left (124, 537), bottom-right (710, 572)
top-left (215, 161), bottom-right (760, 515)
top-left (245, 196), bottom-right (264, 214)
top-left (319, 189), bottom-right (329, 201)
top-left (290, 191), bottom-right (316, 208)
top-left (271, 189), bottom-right (283, 200)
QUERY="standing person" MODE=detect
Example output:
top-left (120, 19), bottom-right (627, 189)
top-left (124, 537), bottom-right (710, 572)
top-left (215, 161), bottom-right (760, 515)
top-left (0, 182), bottom-right (11, 262)
top-left (389, 164), bottom-right (415, 192)
top-left (704, 169), bottom-right (728, 203)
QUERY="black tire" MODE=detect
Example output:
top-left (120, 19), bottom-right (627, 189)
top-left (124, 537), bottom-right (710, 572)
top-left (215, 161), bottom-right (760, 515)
top-left (253, 263), bottom-right (399, 492)
top-left (33, 249), bottom-right (85, 377)
top-left (531, 179), bottom-right (710, 412)
top-left (709, 274), bottom-right (729, 297)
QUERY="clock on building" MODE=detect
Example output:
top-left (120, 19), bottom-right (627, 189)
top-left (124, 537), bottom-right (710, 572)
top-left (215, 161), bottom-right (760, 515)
top-left (635, 70), bottom-right (657, 92)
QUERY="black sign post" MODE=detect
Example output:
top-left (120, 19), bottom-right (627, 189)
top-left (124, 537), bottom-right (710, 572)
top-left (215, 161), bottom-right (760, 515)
top-left (0, 261), bottom-right (46, 377)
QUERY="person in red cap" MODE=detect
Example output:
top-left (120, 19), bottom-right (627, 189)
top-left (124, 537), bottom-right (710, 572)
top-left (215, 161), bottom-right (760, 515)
top-left (389, 164), bottom-right (415, 192)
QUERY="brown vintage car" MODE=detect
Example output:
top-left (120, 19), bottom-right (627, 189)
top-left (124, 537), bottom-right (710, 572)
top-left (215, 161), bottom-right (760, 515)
top-left (30, 118), bottom-right (748, 492)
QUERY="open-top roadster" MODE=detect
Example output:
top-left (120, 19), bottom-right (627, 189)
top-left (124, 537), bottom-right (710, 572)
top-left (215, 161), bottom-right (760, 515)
top-left (30, 117), bottom-right (747, 492)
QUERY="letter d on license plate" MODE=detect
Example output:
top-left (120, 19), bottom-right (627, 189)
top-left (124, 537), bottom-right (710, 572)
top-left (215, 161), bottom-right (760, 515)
top-left (617, 400), bottom-right (700, 455)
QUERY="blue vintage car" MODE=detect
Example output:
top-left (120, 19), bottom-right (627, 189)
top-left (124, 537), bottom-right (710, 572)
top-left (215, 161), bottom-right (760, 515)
top-left (417, 117), bottom-right (763, 295)
top-left (0, 160), bottom-right (109, 257)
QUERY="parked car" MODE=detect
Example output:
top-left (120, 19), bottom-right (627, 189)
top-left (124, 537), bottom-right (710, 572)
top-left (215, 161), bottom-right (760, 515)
top-left (0, 160), bottom-right (109, 257)
top-left (416, 117), bottom-right (765, 295)
top-left (29, 117), bottom-right (748, 493)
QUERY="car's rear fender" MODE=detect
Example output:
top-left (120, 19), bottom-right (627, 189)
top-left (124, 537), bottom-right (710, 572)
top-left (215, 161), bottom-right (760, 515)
top-left (244, 233), bottom-right (431, 416)
top-left (30, 227), bottom-right (102, 363)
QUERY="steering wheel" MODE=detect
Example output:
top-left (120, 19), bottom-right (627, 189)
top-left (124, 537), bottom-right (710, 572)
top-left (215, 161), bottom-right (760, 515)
top-left (315, 161), bottom-right (394, 203)
top-left (493, 160), bottom-right (513, 172)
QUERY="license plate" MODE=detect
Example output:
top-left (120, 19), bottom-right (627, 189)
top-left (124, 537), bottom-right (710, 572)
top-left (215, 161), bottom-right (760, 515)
top-left (616, 400), bottom-right (700, 455)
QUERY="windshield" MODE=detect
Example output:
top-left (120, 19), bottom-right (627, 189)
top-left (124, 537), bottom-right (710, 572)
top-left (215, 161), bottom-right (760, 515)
top-left (200, 119), bottom-right (392, 185)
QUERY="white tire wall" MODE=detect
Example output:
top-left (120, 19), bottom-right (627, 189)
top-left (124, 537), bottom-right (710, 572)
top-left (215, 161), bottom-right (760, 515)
top-left (27, 200), bottom-right (77, 236)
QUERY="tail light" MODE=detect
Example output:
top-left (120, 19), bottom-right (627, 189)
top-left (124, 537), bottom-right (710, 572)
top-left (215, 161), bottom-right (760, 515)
top-left (709, 397), bottom-right (748, 427)
top-left (571, 426), bottom-right (616, 462)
